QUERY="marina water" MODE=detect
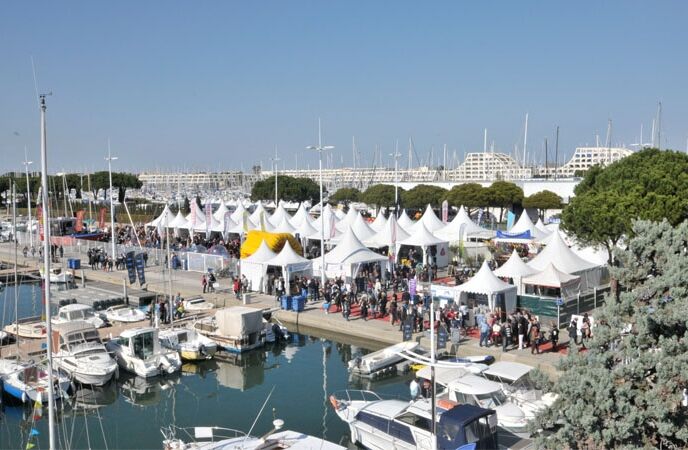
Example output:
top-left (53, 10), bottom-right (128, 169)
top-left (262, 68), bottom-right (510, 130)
top-left (0, 284), bottom-right (411, 449)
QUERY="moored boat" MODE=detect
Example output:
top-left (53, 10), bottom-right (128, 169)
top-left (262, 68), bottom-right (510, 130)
top-left (106, 327), bottom-right (181, 377)
top-left (159, 327), bottom-right (217, 361)
top-left (102, 304), bottom-right (147, 323)
top-left (0, 359), bottom-right (72, 404)
top-left (53, 303), bottom-right (105, 329)
top-left (193, 306), bottom-right (266, 353)
top-left (347, 341), bottom-right (419, 376)
top-left (52, 321), bottom-right (119, 386)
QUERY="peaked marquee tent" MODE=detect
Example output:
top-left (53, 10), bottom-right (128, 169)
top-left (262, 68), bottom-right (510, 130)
top-left (399, 222), bottom-right (449, 267)
top-left (312, 226), bottom-right (388, 281)
top-left (409, 204), bottom-right (446, 233)
top-left (436, 206), bottom-right (494, 242)
top-left (455, 260), bottom-right (518, 311)
top-left (493, 249), bottom-right (539, 294)
top-left (522, 262), bottom-right (581, 299)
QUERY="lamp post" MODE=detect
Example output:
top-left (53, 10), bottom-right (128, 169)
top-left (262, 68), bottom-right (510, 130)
top-left (306, 118), bottom-right (334, 288)
top-left (23, 150), bottom-right (33, 249)
top-left (390, 142), bottom-right (401, 217)
top-left (271, 148), bottom-right (280, 207)
top-left (105, 143), bottom-right (118, 260)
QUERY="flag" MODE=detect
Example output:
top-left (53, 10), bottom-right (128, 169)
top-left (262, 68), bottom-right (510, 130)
top-left (36, 186), bottom-right (42, 204)
top-left (29, 429), bottom-right (40, 437)
top-left (506, 210), bottom-right (516, 231)
top-left (242, 211), bottom-right (249, 232)
top-left (74, 210), bottom-right (85, 232)
top-left (37, 205), bottom-right (44, 241)
top-left (259, 211), bottom-right (265, 231)
top-left (98, 207), bottom-right (106, 229)
top-left (26, 442), bottom-right (35, 449)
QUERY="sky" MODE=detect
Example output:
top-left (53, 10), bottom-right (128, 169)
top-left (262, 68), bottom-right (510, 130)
top-left (1, 1), bottom-right (687, 175)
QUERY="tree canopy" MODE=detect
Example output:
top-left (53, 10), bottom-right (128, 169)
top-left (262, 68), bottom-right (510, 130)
top-left (485, 181), bottom-right (523, 222)
top-left (533, 219), bottom-right (688, 449)
top-left (250, 175), bottom-right (320, 203)
top-left (361, 184), bottom-right (400, 208)
top-left (329, 187), bottom-right (362, 205)
top-left (522, 190), bottom-right (562, 219)
top-left (562, 148), bottom-right (688, 264)
top-left (443, 183), bottom-right (488, 213)
top-left (401, 184), bottom-right (447, 209)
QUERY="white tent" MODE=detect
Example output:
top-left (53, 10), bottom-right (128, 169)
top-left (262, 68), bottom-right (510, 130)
top-left (409, 204), bottom-right (446, 233)
top-left (522, 263), bottom-right (581, 299)
top-left (535, 217), bottom-right (549, 234)
top-left (331, 213), bottom-right (376, 244)
top-left (528, 231), bottom-right (602, 292)
top-left (250, 202), bottom-right (271, 226)
top-left (241, 240), bottom-right (277, 293)
top-left (366, 213), bottom-right (410, 249)
top-left (369, 210), bottom-right (387, 232)
top-left (333, 208), bottom-right (346, 220)
top-left (290, 203), bottom-right (312, 228)
top-left (272, 216), bottom-right (297, 234)
top-left (230, 202), bottom-right (247, 223)
top-left (210, 214), bottom-right (240, 234)
top-left (398, 222), bottom-right (449, 267)
top-left (312, 226), bottom-right (388, 281)
top-left (508, 212), bottom-right (550, 241)
top-left (213, 200), bottom-right (230, 222)
top-left (397, 210), bottom-right (415, 231)
top-left (268, 242), bottom-right (313, 294)
top-left (335, 207), bottom-right (361, 232)
top-left (311, 204), bottom-right (339, 240)
top-left (269, 203), bottom-right (292, 227)
top-left (455, 260), bottom-right (518, 311)
top-left (294, 217), bottom-right (318, 240)
top-left (147, 205), bottom-right (172, 228)
top-left (168, 210), bottom-right (188, 229)
top-left (436, 206), bottom-right (494, 242)
top-left (493, 249), bottom-right (538, 294)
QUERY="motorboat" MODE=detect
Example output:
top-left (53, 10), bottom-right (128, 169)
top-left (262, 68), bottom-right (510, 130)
top-left (0, 359), bottom-right (72, 404)
top-left (182, 297), bottom-right (215, 312)
top-left (106, 327), bottom-right (181, 377)
top-left (347, 341), bottom-right (419, 376)
top-left (162, 419), bottom-right (346, 450)
top-left (411, 354), bottom-right (494, 373)
top-left (52, 321), bottom-right (119, 386)
top-left (103, 304), bottom-right (147, 323)
top-left (40, 266), bottom-right (73, 284)
top-left (263, 319), bottom-right (289, 343)
top-left (436, 374), bottom-right (529, 434)
top-left (159, 327), bottom-right (218, 361)
top-left (329, 390), bottom-right (499, 450)
top-left (193, 306), bottom-right (266, 353)
top-left (481, 361), bottom-right (558, 419)
top-left (53, 303), bottom-right (106, 329)
top-left (3, 316), bottom-right (46, 339)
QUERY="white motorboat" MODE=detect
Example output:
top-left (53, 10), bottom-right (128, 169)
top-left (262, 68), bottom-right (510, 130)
top-left (162, 419), bottom-right (346, 450)
top-left (0, 359), bottom-right (72, 404)
top-left (53, 303), bottom-right (106, 329)
top-left (347, 341), bottom-right (419, 375)
top-left (481, 361), bottom-right (558, 419)
top-left (193, 307), bottom-right (265, 353)
top-left (103, 304), bottom-right (147, 323)
top-left (106, 327), bottom-right (181, 377)
top-left (182, 297), bottom-right (215, 312)
top-left (3, 317), bottom-right (46, 339)
top-left (329, 390), bottom-right (499, 450)
top-left (159, 327), bottom-right (217, 361)
top-left (40, 267), bottom-right (73, 284)
top-left (52, 321), bottom-right (119, 386)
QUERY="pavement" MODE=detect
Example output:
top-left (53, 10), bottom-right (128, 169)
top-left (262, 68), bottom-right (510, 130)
top-left (0, 242), bottom-right (576, 378)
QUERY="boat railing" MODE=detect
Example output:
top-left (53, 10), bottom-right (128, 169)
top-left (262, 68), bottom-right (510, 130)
top-left (332, 389), bottom-right (383, 403)
top-left (161, 425), bottom-right (247, 443)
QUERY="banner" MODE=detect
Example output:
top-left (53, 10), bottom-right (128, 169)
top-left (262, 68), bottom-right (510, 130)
top-left (37, 205), bottom-right (44, 241)
top-left (409, 278), bottom-right (417, 297)
top-left (496, 229), bottom-right (531, 240)
top-left (441, 200), bottom-right (449, 223)
top-left (125, 251), bottom-right (136, 284)
top-left (437, 324), bottom-right (448, 349)
top-left (402, 318), bottom-right (413, 342)
top-left (98, 207), bottom-right (106, 230)
top-left (506, 211), bottom-right (516, 231)
top-left (135, 253), bottom-right (146, 286)
top-left (74, 210), bottom-right (85, 232)
top-left (223, 211), bottom-right (231, 238)
top-left (190, 201), bottom-right (197, 230)
top-left (204, 202), bottom-right (212, 235)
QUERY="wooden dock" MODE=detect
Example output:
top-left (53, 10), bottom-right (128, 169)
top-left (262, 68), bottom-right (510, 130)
top-left (0, 267), bottom-right (39, 282)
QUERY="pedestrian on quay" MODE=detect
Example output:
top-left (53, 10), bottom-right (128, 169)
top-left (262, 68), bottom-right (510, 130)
top-left (501, 319), bottom-right (511, 352)
top-left (59, 245), bottom-right (64, 259)
top-left (517, 316), bottom-right (525, 350)
top-left (568, 319), bottom-right (579, 347)
top-left (530, 319), bottom-right (541, 354)
top-left (549, 321), bottom-right (559, 352)
top-left (479, 317), bottom-right (490, 347)
top-left (233, 277), bottom-right (241, 300)
top-left (202, 274), bottom-right (208, 293)
top-left (390, 295), bottom-right (398, 326)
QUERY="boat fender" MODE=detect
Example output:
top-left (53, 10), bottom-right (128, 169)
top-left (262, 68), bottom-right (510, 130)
top-left (22, 391), bottom-right (28, 404)
top-left (328, 395), bottom-right (341, 410)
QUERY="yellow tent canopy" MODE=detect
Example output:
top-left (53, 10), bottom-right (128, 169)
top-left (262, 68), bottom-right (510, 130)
top-left (240, 230), bottom-right (303, 259)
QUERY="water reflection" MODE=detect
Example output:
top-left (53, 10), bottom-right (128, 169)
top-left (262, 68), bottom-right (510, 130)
top-left (120, 373), bottom-right (181, 407)
top-left (216, 349), bottom-right (267, 391)
top-left (69, 381), bottom-right (118, 413)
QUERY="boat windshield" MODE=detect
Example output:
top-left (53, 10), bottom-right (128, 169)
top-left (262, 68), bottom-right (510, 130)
top-left (133, 332), bottom-right (155, 360)
top-left (475, 390), bottom-right (508, 409)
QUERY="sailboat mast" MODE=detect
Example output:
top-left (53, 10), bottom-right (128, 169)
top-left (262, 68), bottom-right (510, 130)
top-left (12, 182), bottom-right (19, 357)
top-left (39, 94), bottom-right (57, 450)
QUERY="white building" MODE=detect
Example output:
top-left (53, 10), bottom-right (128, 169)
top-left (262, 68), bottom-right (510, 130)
top-left (537, 146), bottom-right (633, 178)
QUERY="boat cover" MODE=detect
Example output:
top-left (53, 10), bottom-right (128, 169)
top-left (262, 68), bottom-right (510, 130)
top-left (216, 307), bottom-right (263, 337)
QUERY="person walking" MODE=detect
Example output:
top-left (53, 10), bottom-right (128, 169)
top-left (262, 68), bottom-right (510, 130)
top-left (530, 320), bottom-right (541, 354)
top-left (390, 295), bottom-right (398, 327)
top-left (517, 318), bottom-right (525, 350)
top-left (479, 317), bottom-right (490, 347)
top-left (501, 319), bottom-right (512, 352)
top-left (549, 321), bottom-right (559, 352)
top-left (202, 274), bottom-right (208, 293)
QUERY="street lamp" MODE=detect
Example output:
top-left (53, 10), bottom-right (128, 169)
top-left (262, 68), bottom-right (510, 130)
top-left (105, 143), bottom-right (118, 260)
top-left (390, 141), bottom-right (401, 217)
top-left (270, 148), bottom-right (280, 207)
top-left (306, 118), bottom-right (334, 288)
top-left (23, 150), bottom-right (33, 249)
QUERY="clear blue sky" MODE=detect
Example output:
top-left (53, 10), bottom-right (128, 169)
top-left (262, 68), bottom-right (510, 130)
top-left (1, 1), bottom-right (686, 174)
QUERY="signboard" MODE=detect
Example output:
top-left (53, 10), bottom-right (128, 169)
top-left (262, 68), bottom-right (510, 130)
top-left (437, 324), bottom-right (448, 349)
top-left (555, 297), bottom-right (564, 306)
top-left (450, 325), bottom-right (461, 344)
top-left (441, 200), bottom-right (448, 223)
top-left (135, 253), bottom-right (146, 286)
top-left (125, 251), bottom-right (136, 284)
top-left (402, 319), bottom-right (414, 342)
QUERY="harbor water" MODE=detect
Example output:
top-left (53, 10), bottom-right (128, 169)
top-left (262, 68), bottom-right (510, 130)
top-left (0, 283), bottom-right (412, 449)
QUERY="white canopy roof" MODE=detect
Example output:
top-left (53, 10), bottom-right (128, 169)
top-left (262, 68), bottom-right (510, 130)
top-left (493, 250), bottom-right (538, 279)
top-left (210, 214), bottom-right (240, 233)
top-left (268, 203), bottom-right (292, 227)
top-left (290, 203), bottom-right (312, 228)
top-left (213, 200), bottom-right (230, 221)
top-left (528, 231), bottom-right (600, 274)
top-left (535, 217), bottom-right (548, 233)
top-left (369, 209), bottom-right (387, 232)
top-left (456, 260), bottom-right (517, 296)
top-left (331, 213), bottom-right (376, 243)
top-left (366, 213), bottom-right (410, 248)
top-left (249, 202), bottom-right (271, 225)
top-left (436, 206), bottom-right (493, 241)
top-left (509, 212), bottom-right (549, 241)
top-left (147, 205), bottom-right (172, 228)
top-left (320, 226), bottom-right (387, 266)
top-left (168, 211), bottom-right (188, 228)
top-left (272, 216), bottom-right (297, 234)
top-left (311, 204), bottom-right (339, 239)
top-left (397, 210), bottom-right (415, 231)
top-left (269, 242), bottom-right (311, 269)
top-left (522, 262), bottom-right (580, 288)
top-left (399, 222), bottom-right (447, 247)
top-left (242, 240), bottom-right (277, 263)
top-left (294, 216), bottom-right (318, 238)
top-left (409, 204), bottom-right (446, 233)
top-left (335, 207), bottom-right (360, 232)
top-left (333, 208), bottom-right (346, 220)
top-left (230, 203), bottom-right (247, 223)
